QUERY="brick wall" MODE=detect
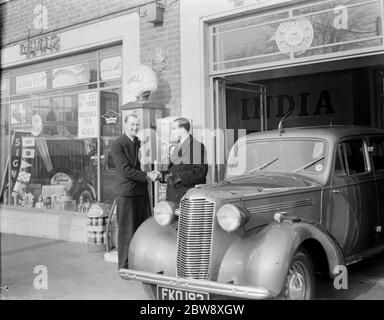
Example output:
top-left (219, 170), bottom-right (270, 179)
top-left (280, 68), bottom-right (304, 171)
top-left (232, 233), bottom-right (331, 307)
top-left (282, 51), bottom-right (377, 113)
top-left (0, 0), bottom-right (148, 46)
top-left (0, 0), bottom-right (181, 116)
top-left (140, 1), bottom-right (181, 116)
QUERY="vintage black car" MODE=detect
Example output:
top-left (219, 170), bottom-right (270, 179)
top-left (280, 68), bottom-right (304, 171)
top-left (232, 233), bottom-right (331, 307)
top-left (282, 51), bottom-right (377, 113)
top-left (120, 125), bottom-right (384, 300)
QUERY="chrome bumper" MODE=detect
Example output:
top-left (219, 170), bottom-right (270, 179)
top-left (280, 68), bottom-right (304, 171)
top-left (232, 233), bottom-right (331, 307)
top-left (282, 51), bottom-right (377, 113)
top-left (119, 268), bottom-right (272, 300)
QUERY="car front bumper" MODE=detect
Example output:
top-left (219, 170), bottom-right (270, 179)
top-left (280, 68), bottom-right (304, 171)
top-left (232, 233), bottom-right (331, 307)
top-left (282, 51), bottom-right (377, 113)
top-left (119, 268), bottom-right (272, 300)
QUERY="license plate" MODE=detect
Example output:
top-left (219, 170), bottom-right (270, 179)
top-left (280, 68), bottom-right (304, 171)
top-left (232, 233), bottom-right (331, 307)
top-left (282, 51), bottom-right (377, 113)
top-left (157, 286), bottom-right (210, 300)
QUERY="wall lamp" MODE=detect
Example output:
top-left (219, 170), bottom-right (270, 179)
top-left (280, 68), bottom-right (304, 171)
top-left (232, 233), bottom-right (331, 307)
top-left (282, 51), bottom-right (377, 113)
top-left (137, 0), bottom-right (166, 24)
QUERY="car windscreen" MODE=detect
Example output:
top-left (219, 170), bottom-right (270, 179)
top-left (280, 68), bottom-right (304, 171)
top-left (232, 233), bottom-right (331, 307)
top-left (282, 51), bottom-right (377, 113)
top-left (226, 139), bottom-right (327, 178)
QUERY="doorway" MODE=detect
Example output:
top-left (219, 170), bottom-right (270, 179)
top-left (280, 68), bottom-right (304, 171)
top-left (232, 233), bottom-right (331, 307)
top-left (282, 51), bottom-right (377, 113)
top-left (211, 54), bottom-right (384, 182)
top-left (212, 78), bottom-right (266, 181)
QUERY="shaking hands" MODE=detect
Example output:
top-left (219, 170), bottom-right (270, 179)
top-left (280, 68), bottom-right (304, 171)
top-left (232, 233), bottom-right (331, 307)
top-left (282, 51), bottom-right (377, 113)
top-left (147, 170), bottom-right (161, 182)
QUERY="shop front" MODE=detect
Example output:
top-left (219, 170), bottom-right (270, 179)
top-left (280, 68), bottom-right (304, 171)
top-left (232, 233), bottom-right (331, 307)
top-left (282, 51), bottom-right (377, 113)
top-left (0, 12), bottom-right (140, 242)
top-left (180, 0), bottom-right (384, 182)
top-left (1, 45), bottom-right (123, 208)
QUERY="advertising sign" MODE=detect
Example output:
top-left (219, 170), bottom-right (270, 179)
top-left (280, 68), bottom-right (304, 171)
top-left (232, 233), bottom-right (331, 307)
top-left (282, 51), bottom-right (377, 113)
top-left (10, 103), bottom-right (33, 131)
top-left (10, 131), bottom-right (35, 194)
top-left (10, 132), bottom-right (24, 194)
top-left (126, 65), bottom-right (158, 101)
top-left (100, 56), bottom-right (122, 80)
top-left (16, 71), bottom-right (47, 94)
top-left (78, 91), bottom-right (99, 138)
top-left (276, 18), bottom-right (314, 55)
top-left (41, 185), bottom-right (65, 199)
top-left (19, 33), bottom-right (59, 58)
top-left (53, 63), bottom-right (89, 88)
top-left (0, 131), bottom-right (35, 199)
top-left (11, 103), bottom-right (26, 125)
top-left (226, 69), bottom-right (354, 132)
top-left (50, 172), bottom-right (72, 191)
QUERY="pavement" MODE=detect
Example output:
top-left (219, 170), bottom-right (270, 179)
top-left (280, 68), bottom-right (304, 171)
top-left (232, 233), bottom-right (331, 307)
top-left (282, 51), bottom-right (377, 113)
top-left (1, 233), bottom-right (384, 300)
top-left (0, 233), bottom-right (147, 300)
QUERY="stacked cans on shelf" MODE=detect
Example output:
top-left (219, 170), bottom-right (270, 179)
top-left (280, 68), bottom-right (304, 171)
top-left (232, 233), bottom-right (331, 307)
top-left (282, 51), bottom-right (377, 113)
top-left (86, 203), bottom-right (109, 252)
top-left (87, 218), bottom-right (106, 244)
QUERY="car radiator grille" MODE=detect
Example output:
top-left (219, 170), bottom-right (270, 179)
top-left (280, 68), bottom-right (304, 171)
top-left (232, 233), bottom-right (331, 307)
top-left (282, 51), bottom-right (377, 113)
top-left (176, 197), bottom-right (215, 280)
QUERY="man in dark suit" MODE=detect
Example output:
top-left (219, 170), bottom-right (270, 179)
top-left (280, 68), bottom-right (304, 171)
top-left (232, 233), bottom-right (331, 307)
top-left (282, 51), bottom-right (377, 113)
top-left (161, 118), bottom-right (208, 204)
top-left (111, 114), bottom-right (159, 269)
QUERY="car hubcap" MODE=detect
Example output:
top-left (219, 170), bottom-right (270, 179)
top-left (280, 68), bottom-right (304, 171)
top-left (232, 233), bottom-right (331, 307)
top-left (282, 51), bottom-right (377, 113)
top-left (285, 262), bottom-right (306, 300)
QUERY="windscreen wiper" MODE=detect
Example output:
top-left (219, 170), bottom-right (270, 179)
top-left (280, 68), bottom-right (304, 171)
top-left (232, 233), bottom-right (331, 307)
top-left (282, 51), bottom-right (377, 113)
top-left (250, 157), bottom-right (279, 173)
top-left (293, 156), bottom-right (325, 173)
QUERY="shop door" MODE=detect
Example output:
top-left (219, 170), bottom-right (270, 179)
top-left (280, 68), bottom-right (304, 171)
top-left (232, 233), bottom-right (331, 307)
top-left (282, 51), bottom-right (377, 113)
top-left (212, 78), bottom-right (266, 182)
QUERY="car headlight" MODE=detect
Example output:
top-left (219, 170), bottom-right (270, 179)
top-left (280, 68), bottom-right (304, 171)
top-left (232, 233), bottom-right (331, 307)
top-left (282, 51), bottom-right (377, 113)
top-left (153, 201), bottom-right (178, 226)
top-left (217, 204), bottom-right (249, 233)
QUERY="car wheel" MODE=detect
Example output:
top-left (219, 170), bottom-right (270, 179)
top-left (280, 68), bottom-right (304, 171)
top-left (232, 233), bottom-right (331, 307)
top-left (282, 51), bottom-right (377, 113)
top-left (143, 283), bottom-right (157, 300)
top-left (279, 247), bottom-right (315, 300)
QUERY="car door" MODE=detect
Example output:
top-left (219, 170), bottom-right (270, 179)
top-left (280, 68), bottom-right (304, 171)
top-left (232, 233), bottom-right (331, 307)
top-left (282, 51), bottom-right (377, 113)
top-left (327, 137), bottom-right (378, 257)
top-left (368, 135), bottom-right (384, 244)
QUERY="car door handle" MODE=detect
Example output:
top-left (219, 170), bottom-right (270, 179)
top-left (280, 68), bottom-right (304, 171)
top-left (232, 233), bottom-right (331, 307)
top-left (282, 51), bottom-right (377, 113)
top-left (331, 189), bottom-right (343, 194)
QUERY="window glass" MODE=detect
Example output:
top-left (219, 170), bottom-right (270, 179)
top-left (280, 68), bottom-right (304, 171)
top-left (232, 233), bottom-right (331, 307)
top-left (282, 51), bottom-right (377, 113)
top-left (1, 45), bottom-right (121, 209)
top-left (335, 140), bottom-right (367, 176)
top-left (226, 139), bottom-right (327, 177)
top-left (211, 0), bottom-right (384, 74)
top-left (99, 46), bottom-right (122, 84)
top-left (370, 137), bottom-right (384, 171)
top-left (9, 51), bottom-right (98, 98)
top-left (52, 62), bottom-right (91, 89)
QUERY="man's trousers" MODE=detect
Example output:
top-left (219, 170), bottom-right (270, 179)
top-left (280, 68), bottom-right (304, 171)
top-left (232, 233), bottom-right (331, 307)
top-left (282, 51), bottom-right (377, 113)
top-left (116, 194), bottom-right (150, 269)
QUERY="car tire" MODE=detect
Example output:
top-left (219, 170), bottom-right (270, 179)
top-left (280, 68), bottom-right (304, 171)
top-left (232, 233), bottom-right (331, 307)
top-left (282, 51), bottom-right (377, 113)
top-left (143, 283), bottom-right (157, 300)
top-left (279, 247), bottom-right (315, 300)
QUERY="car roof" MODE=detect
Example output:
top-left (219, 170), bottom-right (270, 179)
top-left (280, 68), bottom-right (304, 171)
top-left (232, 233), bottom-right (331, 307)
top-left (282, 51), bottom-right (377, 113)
top-left (245, 125), bottom-right (384, 142)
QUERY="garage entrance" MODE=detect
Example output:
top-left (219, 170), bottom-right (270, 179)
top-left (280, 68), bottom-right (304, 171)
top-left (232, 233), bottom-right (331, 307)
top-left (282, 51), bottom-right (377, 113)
top-left (212, 54), bottom-right (384, 180)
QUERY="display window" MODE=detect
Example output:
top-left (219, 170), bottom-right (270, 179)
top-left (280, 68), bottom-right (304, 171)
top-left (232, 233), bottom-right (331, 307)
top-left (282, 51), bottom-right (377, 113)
top-left (0, 45), bottom-right (122, 212)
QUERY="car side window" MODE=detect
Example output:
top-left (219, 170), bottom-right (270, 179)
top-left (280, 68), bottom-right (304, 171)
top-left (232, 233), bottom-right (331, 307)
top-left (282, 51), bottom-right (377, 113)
top-left (370, 137), bottom-right (384, 171)
top-left (335, 140), bottom-right (367, 176)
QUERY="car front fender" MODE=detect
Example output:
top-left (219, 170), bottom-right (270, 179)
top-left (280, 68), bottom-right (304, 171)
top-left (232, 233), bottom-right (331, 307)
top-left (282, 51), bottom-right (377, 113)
top-left (217, 220), bottom-right (345, 296)
top-left (128, 217), bottom-right (177, 276)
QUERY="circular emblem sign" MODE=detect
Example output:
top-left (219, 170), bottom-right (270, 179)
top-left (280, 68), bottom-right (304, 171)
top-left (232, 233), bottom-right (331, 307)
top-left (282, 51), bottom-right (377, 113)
top-left (276, 18), bottom-right (314, 55)
top-left (51, 172), bottom-right (72, 190)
